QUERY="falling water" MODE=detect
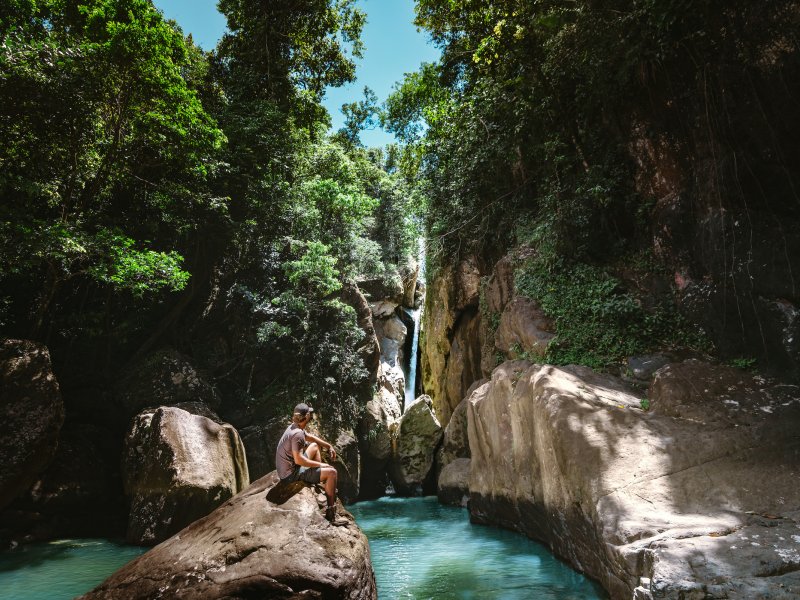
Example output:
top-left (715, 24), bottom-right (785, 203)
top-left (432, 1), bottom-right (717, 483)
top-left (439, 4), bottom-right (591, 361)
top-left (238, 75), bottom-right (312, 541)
top-left (403, 239), bottom-right (425, 406)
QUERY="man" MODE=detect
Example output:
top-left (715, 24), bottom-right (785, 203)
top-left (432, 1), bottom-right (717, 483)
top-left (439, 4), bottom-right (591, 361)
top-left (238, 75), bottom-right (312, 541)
top-left (275, 403), bottom-right (341, 523)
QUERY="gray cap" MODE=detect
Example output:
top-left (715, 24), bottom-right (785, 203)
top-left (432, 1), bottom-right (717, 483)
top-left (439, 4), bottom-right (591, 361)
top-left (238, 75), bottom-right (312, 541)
top-left (293, 403), bottom-right (314, 417)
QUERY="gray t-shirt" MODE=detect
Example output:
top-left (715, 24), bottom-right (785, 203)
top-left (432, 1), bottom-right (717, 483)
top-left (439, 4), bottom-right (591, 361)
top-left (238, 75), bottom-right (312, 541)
top-left (276, 423), bottom-right (305, 480)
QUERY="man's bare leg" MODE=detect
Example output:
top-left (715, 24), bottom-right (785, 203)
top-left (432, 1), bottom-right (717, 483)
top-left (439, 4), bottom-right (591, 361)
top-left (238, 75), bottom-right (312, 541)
top-left (306, 442), bottom-right (321, 462)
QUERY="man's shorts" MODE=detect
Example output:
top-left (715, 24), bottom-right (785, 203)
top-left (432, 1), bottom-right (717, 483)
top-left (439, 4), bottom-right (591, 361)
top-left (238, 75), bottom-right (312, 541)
top-left (280, 451), bottom-right (321, 485)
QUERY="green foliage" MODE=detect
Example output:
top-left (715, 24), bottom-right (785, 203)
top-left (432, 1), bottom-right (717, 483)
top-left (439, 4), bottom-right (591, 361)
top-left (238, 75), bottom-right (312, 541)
top-left (515, 256), bottom-right (709, 369)
top-left (640, 397), bottom-right (650, 411)
top-left (727, 357), bottom-right (758, 371)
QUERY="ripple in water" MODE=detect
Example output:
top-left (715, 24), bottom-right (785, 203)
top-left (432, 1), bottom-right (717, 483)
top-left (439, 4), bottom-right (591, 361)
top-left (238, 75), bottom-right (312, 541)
top-left (348, 496), bottom-right (607, 600)
top-left (0, 539), bottom-right (146, 599)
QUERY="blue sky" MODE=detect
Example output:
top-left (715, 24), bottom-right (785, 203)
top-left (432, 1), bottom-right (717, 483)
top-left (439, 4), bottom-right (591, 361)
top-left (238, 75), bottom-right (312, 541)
top-left (153, 0), bottom-right (440, 147)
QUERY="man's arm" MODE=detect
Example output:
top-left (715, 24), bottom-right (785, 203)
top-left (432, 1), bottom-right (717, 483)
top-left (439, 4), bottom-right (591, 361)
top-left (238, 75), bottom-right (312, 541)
top-left (304, 432), bottom-right (337, 461)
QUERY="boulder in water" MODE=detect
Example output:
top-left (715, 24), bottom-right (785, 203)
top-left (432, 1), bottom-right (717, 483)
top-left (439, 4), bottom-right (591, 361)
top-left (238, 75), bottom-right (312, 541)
top-left (389, 395), bottom-right (443, 495)
top-left (80, 471), bottom-right (376, 600)
top-left (0, 339), bottom-right (64, 511)
top-left (123, 406), bottom-right (249, 545)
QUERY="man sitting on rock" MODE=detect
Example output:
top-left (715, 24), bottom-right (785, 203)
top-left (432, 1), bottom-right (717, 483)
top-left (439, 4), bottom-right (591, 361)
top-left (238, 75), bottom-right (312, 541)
top-left (276, 403), bottom-right (342, 523)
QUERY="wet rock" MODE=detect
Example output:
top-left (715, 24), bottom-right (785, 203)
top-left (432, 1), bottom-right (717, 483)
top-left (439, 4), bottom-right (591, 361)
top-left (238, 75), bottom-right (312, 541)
top-left (116, 348), bottom-right (220, 418)
top-left (389, 395), bottom-right (443, 495)
top-left (80, 472), bottom-right (376, 600)
top-left (467, 360), bottom-right (800, 599)
top-left (0, 339), bottom-right (64, 510)
top-left (123, 406), bottom-right (249, 545)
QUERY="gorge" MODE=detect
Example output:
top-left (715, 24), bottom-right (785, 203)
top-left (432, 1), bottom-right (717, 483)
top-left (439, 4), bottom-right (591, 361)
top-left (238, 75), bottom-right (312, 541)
top-left (2, 1), bottom-right (800, 599)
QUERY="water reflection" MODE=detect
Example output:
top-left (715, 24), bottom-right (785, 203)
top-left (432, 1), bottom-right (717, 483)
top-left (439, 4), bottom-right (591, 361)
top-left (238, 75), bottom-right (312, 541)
top-left (349, 496), bottom-right (606, 600)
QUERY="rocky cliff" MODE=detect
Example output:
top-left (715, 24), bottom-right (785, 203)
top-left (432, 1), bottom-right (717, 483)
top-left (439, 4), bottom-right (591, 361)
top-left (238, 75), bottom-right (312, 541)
top-left (463, 359), bottom-right (800, 599)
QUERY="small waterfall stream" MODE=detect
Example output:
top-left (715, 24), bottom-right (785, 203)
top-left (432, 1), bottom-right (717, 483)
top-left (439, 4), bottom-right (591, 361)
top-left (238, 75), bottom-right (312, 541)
top-left (403, 307), bottom-right (421, 404)
top-left (402, 239), bottom-right (425, 407)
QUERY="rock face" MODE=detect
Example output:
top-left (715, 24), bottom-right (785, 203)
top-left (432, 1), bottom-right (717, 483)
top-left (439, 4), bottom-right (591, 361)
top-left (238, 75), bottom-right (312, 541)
top-left (123, 406), bottom-right (249, 545)
top-left (389, 395), bottom-right (443, 495)
top-left (80, 471), bottom-right (376, 600)
top-left (421, 256), bottom-right (483, 427)
top-left (0, 339), bottom-right (64, 510)
top-left (467, 360), bottom-right (800, 600)
top-left (116, 348), bottom-right (221, 418)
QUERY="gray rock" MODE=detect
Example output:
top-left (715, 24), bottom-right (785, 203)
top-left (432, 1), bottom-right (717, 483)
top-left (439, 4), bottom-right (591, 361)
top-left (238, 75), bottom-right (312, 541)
top-left (467, 360), bottom-right (800, 599)
top-left (79, 471), bottom-right (376, 600)
top-left (0, 339), bottom-right (64, 510)
top-left (123, 406), bottom-right (249, 545)
top-left (438, 458), bottom-right (470, 507)
top-left (389, 395), bottom-right (443, 495)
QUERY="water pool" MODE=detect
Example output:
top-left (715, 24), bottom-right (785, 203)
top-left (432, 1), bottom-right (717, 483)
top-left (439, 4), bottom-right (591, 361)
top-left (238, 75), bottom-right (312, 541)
top-left (0, 539), bottom-right (146, 599)
top-left (348, 496), bottom-right (606, 600)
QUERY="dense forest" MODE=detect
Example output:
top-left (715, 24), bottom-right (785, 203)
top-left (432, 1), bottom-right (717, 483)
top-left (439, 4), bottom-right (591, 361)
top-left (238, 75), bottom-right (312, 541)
top-left (0, 0), bottom-right (421, 433)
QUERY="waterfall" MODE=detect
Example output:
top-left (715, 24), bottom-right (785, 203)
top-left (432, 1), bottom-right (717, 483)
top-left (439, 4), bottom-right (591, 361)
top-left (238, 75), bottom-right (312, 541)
top-left (404, 307), bottom-right (421, 404)
top-left (403, 239), bottom-right (425, 406)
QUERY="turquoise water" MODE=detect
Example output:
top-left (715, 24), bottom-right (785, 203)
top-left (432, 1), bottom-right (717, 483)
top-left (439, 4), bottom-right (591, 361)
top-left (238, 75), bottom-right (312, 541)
top-left (0, 539), bottom-right (146, 599)
top-left (349, 496), bottom-right (607, 600)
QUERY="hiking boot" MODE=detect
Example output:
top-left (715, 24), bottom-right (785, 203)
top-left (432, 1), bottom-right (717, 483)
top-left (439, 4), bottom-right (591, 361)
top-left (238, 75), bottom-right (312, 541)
top-left (325, 506), bottom-right (348, 527)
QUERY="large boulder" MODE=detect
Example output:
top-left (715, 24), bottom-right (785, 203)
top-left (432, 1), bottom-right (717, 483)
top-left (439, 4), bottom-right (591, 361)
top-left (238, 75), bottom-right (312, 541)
top-left (123, 406), bottom-right (249, 545)
top-left (116, 348), bottom-right (220, 418)
top-left (80, 471), bottom-right (376, 600)
top-left (389, 395), bottom-right (443, 495)
top-left (0, 339), bottom-right (64, 510)
top-left (467, 360), bottom-right (800, 599)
